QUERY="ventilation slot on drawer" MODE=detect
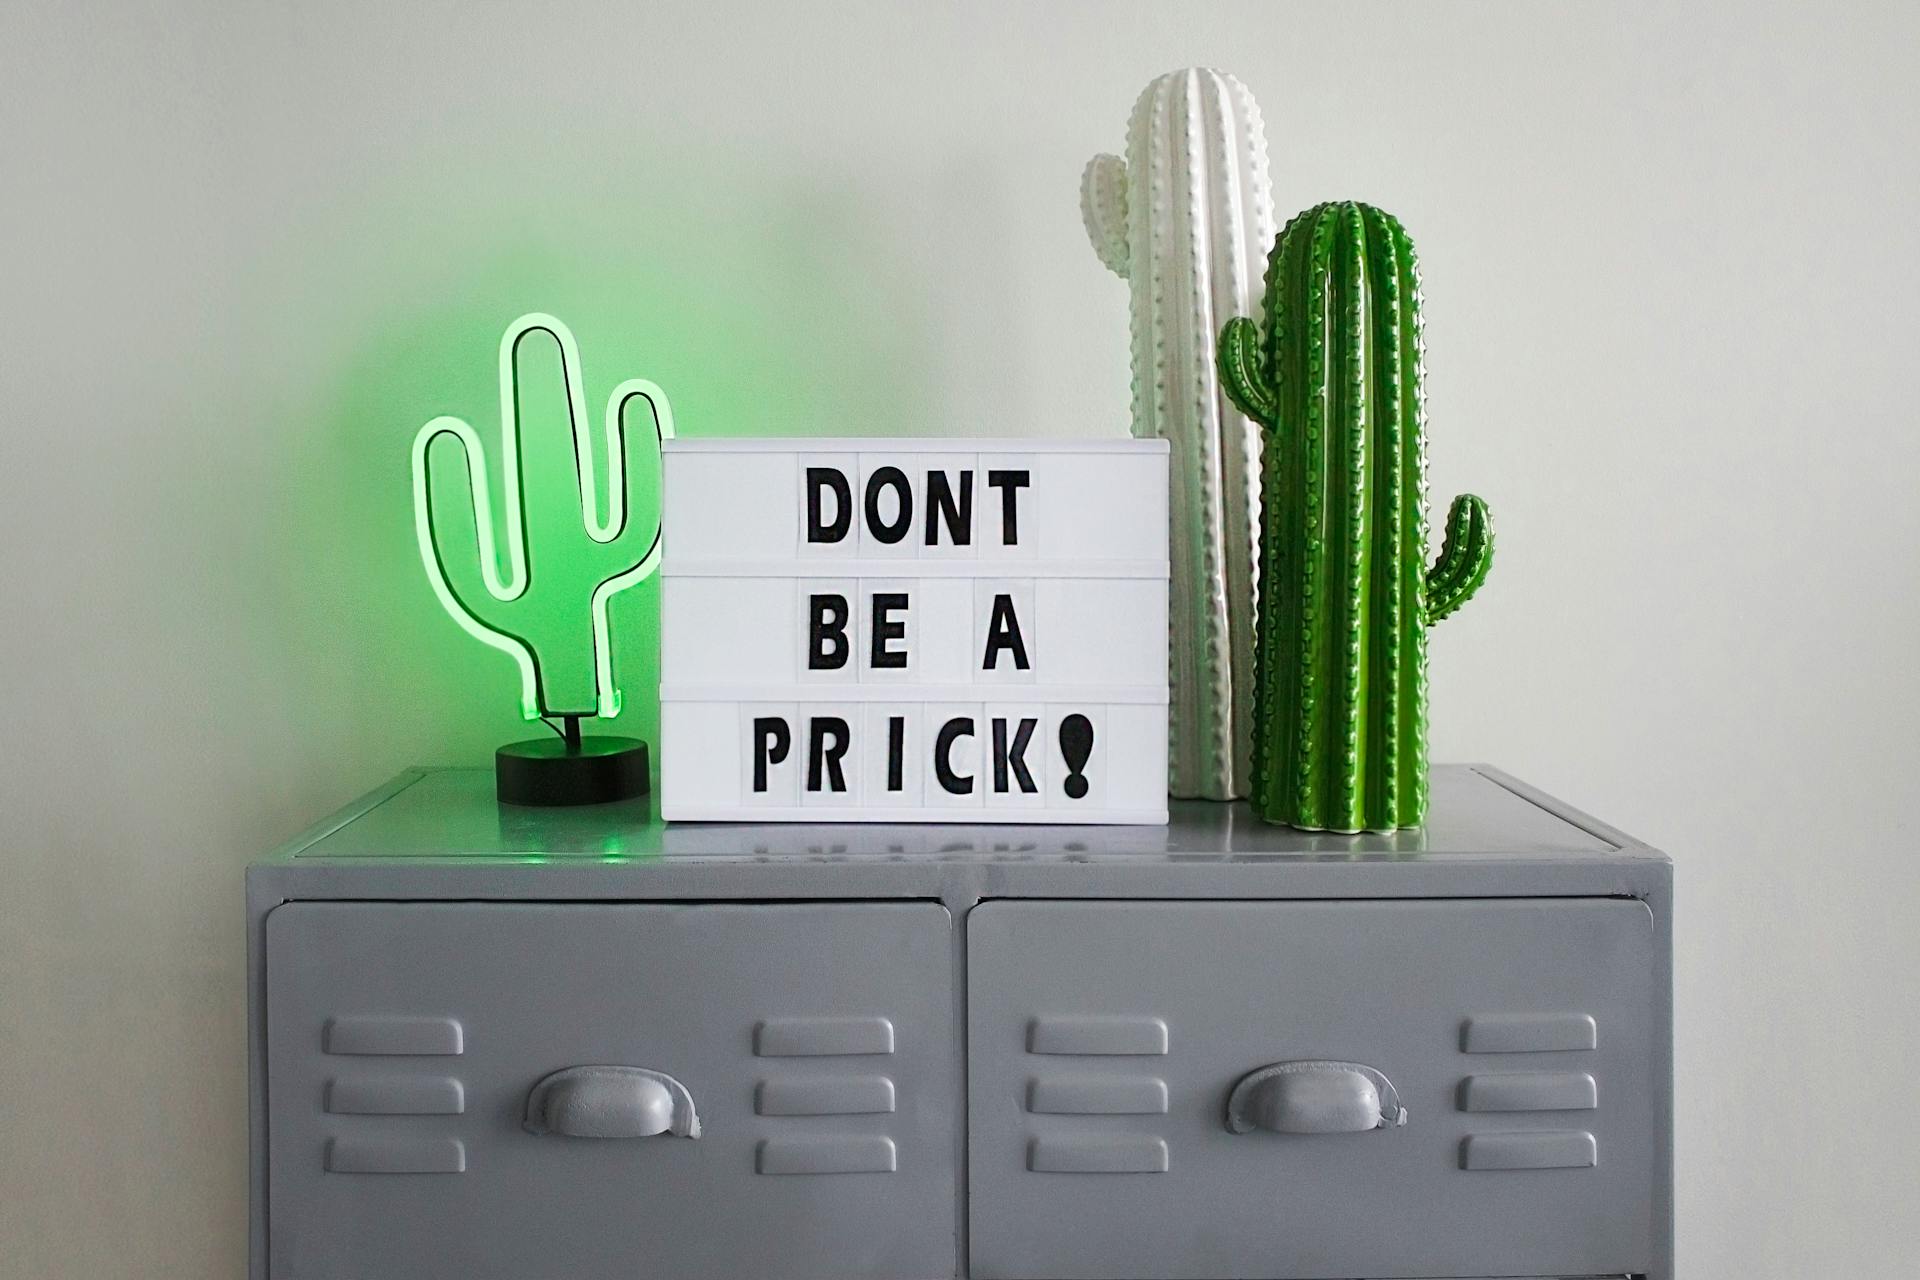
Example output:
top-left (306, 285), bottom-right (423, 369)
top-left (1458, 1071), bottom-right (1596, 1113)
top-left (325, 1137), bottom-right (466, 1175)
top-left (1460, 1012), bottom-right (1596, 1053)
top-left (1028, 1136), bottom-right (1168, 1174)
top-left (1459, 1131), bottom-right (1597, 1171)
top-left (756, 1136), bottom-right (897, 1175)
top-left (1027, 1016), bottom-right (1168, 1056)
top-left (1027, 1076), bottom-right (1168, 1115)
top-left (756, 1075), bottom-right (895, 1116)
top-left (755, 1016), bottom-right (894, 1057)
top-left (323, 1015), bottom-right (464, 1056)
top-left (326, 1076), bottom-right (465, 1115)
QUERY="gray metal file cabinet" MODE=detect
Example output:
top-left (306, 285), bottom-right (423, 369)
top-left (247, 765), bottom-right (1674, 1280)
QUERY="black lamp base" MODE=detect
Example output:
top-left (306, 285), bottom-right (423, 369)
top-left (495, 735), bottom-right (651, 807)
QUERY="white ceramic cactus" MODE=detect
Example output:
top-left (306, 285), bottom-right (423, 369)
top-left (1082, 68), bottom-right (1275, 800)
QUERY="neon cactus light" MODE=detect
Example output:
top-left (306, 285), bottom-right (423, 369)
top-left (411, 313), bottom-right (673, 722)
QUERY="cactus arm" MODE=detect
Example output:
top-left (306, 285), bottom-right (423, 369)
top-left (597, 378), bottom-right (674, 550)
top-left (587, 379), bottom-right (675, 717)
top-left (1080, 153), bottom-right (1131, 277)
top-left (411, 415), bottom-right (542, 718)
top-left (1218, 316), bottom-right (1276, 426)
top-left (1424, 493), bottom-right (1493, 624)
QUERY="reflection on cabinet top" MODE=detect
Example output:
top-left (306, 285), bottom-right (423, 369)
top-left (262, 765), bottom-right (1663, 868)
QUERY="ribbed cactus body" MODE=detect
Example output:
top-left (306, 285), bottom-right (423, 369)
top-left (1220, 202), bottom-right (1493, 832)
top-left (1082, 68), bottom-right (1275, 801)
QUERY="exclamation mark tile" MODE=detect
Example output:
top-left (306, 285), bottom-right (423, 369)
top-left (1047, 707), bottom-right (1105, 808)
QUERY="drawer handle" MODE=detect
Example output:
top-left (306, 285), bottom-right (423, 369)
top-left (1225, 1060), bottom-right (1408, 1135)
top-left (523, 1066), bottom-right (701, 1139)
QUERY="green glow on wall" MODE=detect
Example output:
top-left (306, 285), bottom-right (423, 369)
top-left (411, 313), bottom-right (672, 720)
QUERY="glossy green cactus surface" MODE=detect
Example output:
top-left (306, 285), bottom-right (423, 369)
top-left (1221, 202), bottom-right (1493, 832)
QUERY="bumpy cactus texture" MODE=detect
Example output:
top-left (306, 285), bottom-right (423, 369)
top-left (1082, 68), bottom-right (1275, 801)
top-left (411, 314), bottom-right (672, 720)
top-left (1220, 202), bottom-right (1493, 832)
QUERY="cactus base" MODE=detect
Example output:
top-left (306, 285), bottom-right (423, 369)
top-left (496, 735), bottom-right (651, 807)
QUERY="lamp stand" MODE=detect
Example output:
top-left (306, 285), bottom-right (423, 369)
top-left (496, 715), bottom-right (650, 807)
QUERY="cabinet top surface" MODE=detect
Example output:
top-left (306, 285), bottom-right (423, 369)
top-left (262, 765), bottom-right (1660, 866)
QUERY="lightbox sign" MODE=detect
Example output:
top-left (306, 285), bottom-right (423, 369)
top-left (658, 439), bottom-right (1169, 823)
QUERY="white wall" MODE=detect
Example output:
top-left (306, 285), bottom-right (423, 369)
top-left (3, 1), bottom-right (1915, 1275)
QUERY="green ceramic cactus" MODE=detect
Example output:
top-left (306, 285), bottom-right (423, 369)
top-left (1220, 202), bottom-right (1493, 832)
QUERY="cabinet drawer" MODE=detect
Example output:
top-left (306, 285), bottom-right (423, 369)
top-left (966, 899), bottom-right (1656, 1279)
top-left (266, 902), bottom-right (954, 1280)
